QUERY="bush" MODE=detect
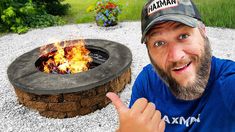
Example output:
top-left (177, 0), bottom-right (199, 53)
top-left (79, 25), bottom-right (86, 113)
top-left (26, 13), bottom-right (65, 28)
top-left (33, 0), bottom-right (70, 16)
top-left (0, 0), bottom-right (69, 33)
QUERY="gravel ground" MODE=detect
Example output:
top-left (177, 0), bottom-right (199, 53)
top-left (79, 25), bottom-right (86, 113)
top-left (0, 22), bottom-right (235, 132)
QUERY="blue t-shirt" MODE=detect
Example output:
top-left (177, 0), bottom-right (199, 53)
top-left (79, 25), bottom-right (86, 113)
top-left (129, 56), bottom-right (235, 131)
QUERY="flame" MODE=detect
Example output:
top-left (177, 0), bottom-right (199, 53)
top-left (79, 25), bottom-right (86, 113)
top-left (39, 40), bottom-right (93, 74)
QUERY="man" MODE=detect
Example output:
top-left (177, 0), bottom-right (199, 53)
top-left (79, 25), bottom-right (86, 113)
top-left (106, 0), bottom-right (235, 131)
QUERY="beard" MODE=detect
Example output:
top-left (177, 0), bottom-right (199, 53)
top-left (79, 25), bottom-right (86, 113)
top-left (148, 37), bottom-right (212, 100)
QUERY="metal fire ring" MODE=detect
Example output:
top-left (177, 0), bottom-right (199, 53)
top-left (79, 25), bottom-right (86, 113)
top-left (7, 39), bottom-right (132, 94)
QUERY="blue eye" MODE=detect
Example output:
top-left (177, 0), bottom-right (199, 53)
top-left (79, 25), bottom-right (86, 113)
top-left (154, 41), bottom-right (166, 47)
top-left (179, 34), bottom-right (189, 40)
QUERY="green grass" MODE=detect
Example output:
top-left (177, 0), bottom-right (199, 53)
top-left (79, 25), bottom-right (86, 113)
top-left (62, 0), bottom-right (147, 23)
top-left (63, 0), bottom-right (235, 28)
top-left (62, 0), bottom-right (94, 23)
top-left (194, 0), bottom-right (235, 28)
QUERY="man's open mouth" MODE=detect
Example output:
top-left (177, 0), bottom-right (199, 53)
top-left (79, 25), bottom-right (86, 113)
top-left (172, 61), bottom-right (192, 72)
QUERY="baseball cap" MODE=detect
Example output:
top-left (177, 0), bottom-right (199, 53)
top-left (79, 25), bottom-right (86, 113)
top-left (141, 0), bottom-right (202, 43)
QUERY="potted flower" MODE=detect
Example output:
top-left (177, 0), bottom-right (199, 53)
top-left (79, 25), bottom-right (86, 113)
top-left (87, 0), bottom-right (121, 27)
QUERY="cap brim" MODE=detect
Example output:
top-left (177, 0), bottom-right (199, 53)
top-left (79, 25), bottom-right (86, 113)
top-left (141, 14), bottom-right (198, 43)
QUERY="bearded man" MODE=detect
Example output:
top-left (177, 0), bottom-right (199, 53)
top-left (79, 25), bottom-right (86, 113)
top-left (106, 0), bottom-right (235, 131)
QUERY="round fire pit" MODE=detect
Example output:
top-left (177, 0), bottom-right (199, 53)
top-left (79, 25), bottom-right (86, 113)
top-left (7, 39), bottom-right (132, 118)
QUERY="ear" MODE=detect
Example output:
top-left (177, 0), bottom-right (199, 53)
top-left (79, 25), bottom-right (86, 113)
top-left (202, 23), bottom-right (206, 34)
top-left (199, 22), bottom-right (207, 37)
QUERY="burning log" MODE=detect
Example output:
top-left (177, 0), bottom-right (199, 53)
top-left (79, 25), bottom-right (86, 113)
top-left (38, 40), bottom-right (92, 74)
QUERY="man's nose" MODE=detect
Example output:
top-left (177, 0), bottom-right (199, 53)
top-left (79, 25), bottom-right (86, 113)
top-left (167, 43), bottom-right (185, 62)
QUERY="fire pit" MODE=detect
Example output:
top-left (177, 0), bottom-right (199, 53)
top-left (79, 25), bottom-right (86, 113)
top-left (7, 39), bottom-right (132, 118)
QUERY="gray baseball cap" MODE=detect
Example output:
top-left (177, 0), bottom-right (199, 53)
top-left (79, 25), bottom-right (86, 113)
top-left (141, 0), bottom-right (202, 43)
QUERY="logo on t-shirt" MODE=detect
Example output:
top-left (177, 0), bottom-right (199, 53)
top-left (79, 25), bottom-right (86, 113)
top-left (148, 0), bottom-right (178, 15)
top-left (162, 114), bottom-right (200, 127)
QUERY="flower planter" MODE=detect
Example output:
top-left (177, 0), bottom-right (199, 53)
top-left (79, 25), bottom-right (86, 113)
top-left (87, 0), bottom-right (121, 27)
top-left (95, 16), bottom-right (117, 27)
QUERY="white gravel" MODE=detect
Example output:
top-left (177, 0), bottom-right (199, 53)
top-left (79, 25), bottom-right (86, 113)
top-left (0, 21), bottom-right (235, 132)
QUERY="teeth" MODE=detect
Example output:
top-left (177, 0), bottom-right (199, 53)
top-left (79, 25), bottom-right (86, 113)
top-left (174, 64), bottom-right (188, 70)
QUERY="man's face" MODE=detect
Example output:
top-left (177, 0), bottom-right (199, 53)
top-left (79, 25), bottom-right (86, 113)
top-left (146, 21), bottom-right (211, 100)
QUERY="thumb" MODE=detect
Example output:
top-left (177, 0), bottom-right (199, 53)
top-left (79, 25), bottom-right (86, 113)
top-left (106, 92), bottom-right (128, 113)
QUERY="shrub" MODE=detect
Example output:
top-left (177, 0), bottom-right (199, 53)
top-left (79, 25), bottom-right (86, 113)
top-left (0, 0), bottom-right (69, 33)
top-left (33, 0), bottom-right (70, 16)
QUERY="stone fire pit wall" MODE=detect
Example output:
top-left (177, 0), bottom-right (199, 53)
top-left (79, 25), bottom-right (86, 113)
top-left (8, 39), bottom-right (132, 119)
top-left (14, 68), bottom-right (131, 118)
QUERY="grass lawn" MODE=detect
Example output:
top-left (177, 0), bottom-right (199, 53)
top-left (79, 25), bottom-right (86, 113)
top-left (63, 0), bottom-right (235, 28)
top-left (62, 0), bottom-right (147, 23)
top-left (194, 0), bottom-right (235, 28)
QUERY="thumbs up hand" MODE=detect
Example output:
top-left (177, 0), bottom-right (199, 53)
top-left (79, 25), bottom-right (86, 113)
top-left (106, 92), bottom-right (165, 132)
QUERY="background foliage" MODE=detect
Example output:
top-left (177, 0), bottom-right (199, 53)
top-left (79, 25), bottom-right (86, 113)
top-left (0, 0), bottom-right (70, 33)
top-left (63, 0), bottom-right (146, 24)
top-left (63, 0), bottom-right (235, 29)
top-left (1, 0), bottom-right (235, 35)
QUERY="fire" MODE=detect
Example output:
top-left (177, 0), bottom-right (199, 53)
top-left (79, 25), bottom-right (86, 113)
top-left (39, 40), bottom-right (93, 74)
